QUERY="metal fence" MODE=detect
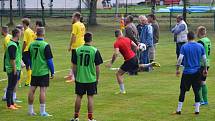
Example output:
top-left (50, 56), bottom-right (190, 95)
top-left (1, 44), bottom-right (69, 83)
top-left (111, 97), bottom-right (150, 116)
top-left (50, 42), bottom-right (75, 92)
top-left (1, 8), bottom-right (215, 31)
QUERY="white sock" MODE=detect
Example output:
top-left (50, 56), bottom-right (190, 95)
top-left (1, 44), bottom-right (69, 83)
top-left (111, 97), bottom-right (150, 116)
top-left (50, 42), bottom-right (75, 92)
top-left (40, 104), bottom-right (46, 114)
top-left (29, 105), bottom-right (34, 113)
top-left (3, 89), bottom-right (7, 99)
top-left (119, 83), bottom-right (125, 92)
top-left (195, 102), bottom-right (200, 112)
top-left (144, 64), bottom-right (151, 68)
top-left (177, 102), bottom-right (183, 112)
top-left (13, 92), bottom-right (16, 100)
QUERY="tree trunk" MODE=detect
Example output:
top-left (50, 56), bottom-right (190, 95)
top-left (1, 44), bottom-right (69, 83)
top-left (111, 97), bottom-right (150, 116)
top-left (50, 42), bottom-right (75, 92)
top-left (182, 0), bottom-right (187, 23)
top-left (8, 0), bottom-right (14, 26)
top-left (89, 0), bottom-right (97, 25)
top-left (41, 0), bottom-right (46, 26)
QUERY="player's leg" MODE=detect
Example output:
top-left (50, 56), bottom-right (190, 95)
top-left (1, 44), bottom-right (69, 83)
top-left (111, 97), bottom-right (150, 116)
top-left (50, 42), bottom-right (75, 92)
top-left (116, 69), bottom-right (126, 94)
top-left (198, 67), bottom-right (204, 104)
top-left (175, 74), bottom-right (189, 114)
top-left (192, 72), bottom-right (201, 114)
top-left (6, 73), bottom-right (15, 108)
top-left (201, 81), bottom-right (208, 104)
top-left (39, 75), bottom-right (51, 116)
top-left (87, 95), bottom-right (94, 121)
top-left (2, 87), bottom-right (7, 101)
top-left (22, 51), bottom-right (31, 86)
top-left (6, 72), bottom-right (18, 109)
top-left (40, 87), bottom-right (52, 116)
top-left (18, 61), bottom-right (25, 87)
top-left (87, 82), bottom-right (97, 121)
top-left (176, 43), bottom-right (180, 59)
top-left (71, 82), bottom-right (85, 121)
top-left (28, 86), bottom-right (37, 115)
top-left (13, 70), bottom-right (22, 103)
top-left (200, 67), bottom-right (209, 105)
top-left (71, 95), bottom-right (83, 121)
top-left (140, 48), bottom-right (150, 71)
top-left (2, 54), bottom-right (7, 101)
top-left (148, 46), bottom-right (155, 63)
top-left (66, 50), bottom-right (76, 83)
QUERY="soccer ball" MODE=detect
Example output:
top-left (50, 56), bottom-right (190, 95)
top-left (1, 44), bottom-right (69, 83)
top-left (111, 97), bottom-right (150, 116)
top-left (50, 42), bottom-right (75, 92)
top-left (138, 43), bottom-right (146, 52)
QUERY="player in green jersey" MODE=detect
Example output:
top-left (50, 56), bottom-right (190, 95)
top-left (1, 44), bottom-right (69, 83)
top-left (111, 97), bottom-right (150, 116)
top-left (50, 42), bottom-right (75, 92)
top-left (197, 26), bottom-right (211, 105)
top-left (71, 32), bottom-right (103, 121)
top-left (5, 28), bottom-right (22, 110)
top-left (28, 27), bottom-right (54, 116)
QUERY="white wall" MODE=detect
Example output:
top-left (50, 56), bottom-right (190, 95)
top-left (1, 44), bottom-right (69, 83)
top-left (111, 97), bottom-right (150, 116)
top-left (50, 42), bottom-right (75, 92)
top-left (0, 0), bottom-right (87, 9)
top-left (0, 0), bottom-right (147, 9)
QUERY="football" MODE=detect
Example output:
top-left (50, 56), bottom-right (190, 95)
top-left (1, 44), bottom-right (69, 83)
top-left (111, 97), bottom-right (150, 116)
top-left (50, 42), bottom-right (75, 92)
top-left (138, 43), bottom-right (146, 52)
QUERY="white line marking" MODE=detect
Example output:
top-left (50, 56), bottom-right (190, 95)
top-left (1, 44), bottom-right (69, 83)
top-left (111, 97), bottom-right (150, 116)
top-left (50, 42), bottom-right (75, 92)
top-left (103, 59), bottom-right (111, 63)
top-left (0, 78), bottom-right (7, 82)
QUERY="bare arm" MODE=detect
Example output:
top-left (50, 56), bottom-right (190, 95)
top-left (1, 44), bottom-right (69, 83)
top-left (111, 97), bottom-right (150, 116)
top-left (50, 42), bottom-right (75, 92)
top-left (22, 42), bottom-right (27, 52)
top-left (131, 41), bottom-right (138, 50)
top-left (202, 54), bottom-right (208, 76)
top-left (111, 48), bottom-right (120, 64)
top-left (96, 65), bottom-right (100, 82)
top-left (72, 64), bottom-right (77, 79)
top-left (68, 34), bottom-right (76, 51)
top-left (106, 48), bottom-right (120, 68)
top-left (176, 54), bottom-right (184, 76)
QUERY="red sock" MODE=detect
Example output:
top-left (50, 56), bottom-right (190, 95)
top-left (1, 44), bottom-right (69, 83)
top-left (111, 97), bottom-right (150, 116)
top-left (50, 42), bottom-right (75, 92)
top-left (88, 113), bottom-right (93, 120)
top-left (74, 112), bottom-right (79, 118)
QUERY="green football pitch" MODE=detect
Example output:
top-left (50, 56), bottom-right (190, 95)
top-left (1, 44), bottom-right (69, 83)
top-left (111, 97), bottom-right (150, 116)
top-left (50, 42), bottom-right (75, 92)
top-left (0, 17), bottom-right (215, 121)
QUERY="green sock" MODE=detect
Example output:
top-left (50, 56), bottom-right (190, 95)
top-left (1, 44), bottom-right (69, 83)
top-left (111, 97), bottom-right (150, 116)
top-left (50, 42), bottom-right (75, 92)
top-left (199, 87), bottom-right (204, 102)
top-left (202, 85), bottom-right (208, 102)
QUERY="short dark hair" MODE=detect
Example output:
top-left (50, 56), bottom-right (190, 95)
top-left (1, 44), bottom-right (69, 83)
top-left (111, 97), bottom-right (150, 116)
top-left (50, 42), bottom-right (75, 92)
top-left (36, 20), bottom-right (43, 27)
top-left (187, 31), bottom-right (195, 40)
top-left (84, 32), bottom-right (93, 42)
top-left (73, 12), bottom-right (81, 20)
top-left (115, 29), bottom-right (121, 37)
top-left (147, 14), bottom-right (156, 20)
top-left (12, 28), bottom-right (20, 38)
top-left (22, 18), bottom-right (30, 26)
top-left (127, 15), bottom-right (134, 22)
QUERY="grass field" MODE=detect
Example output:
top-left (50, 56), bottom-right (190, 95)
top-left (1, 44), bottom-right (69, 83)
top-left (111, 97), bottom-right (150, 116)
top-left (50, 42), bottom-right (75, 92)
top-left (0, 17), bottom-right (215, 121)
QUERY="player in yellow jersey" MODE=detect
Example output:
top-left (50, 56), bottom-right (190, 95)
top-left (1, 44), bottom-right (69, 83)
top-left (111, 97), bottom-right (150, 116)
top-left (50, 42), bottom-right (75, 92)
top-left (22, 18), bottom-right (37, 86)
top-left (66, 12), bottom-right (86, 83)
top-left (1, 26), bottom-right (12, 101)
top-left (1, 26), bottom-right (12, 53)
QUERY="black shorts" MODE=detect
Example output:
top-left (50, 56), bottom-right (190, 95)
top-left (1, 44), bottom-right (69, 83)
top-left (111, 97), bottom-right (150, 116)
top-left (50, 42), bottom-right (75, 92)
top-left (71, 49), bottom-right (76, 63)
top-left (3, 54), bottom-right (6, 72)
top-left (22, 51), bottom-right (30, 68)
top-left (180, 71), bottom-right (201, 92)
top-left (75, 82), bottom-right (97, 96)
top-left (120, 56), bottom-right (139, 72)
top-left (31, 74), bottom-right (49, 87)
top-left (200, 66), bottom-right (209, 81)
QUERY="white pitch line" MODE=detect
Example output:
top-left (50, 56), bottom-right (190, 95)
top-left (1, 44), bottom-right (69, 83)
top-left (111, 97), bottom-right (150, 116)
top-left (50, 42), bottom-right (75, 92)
top-left (0, 78), bottom-right (7, 82)
top-left (55, 69), bottom-right (70, 73)
top-left (0, 68), bottom-right (70, 82)
top-left (0, 59), bottom-right (112, 82)
top-left (103, 59), bottom-right (111, 63)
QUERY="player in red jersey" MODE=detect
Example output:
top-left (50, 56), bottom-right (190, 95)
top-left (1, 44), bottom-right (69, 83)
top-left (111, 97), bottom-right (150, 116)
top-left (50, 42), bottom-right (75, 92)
top-left (107, 30), bottom-right (160, 94)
